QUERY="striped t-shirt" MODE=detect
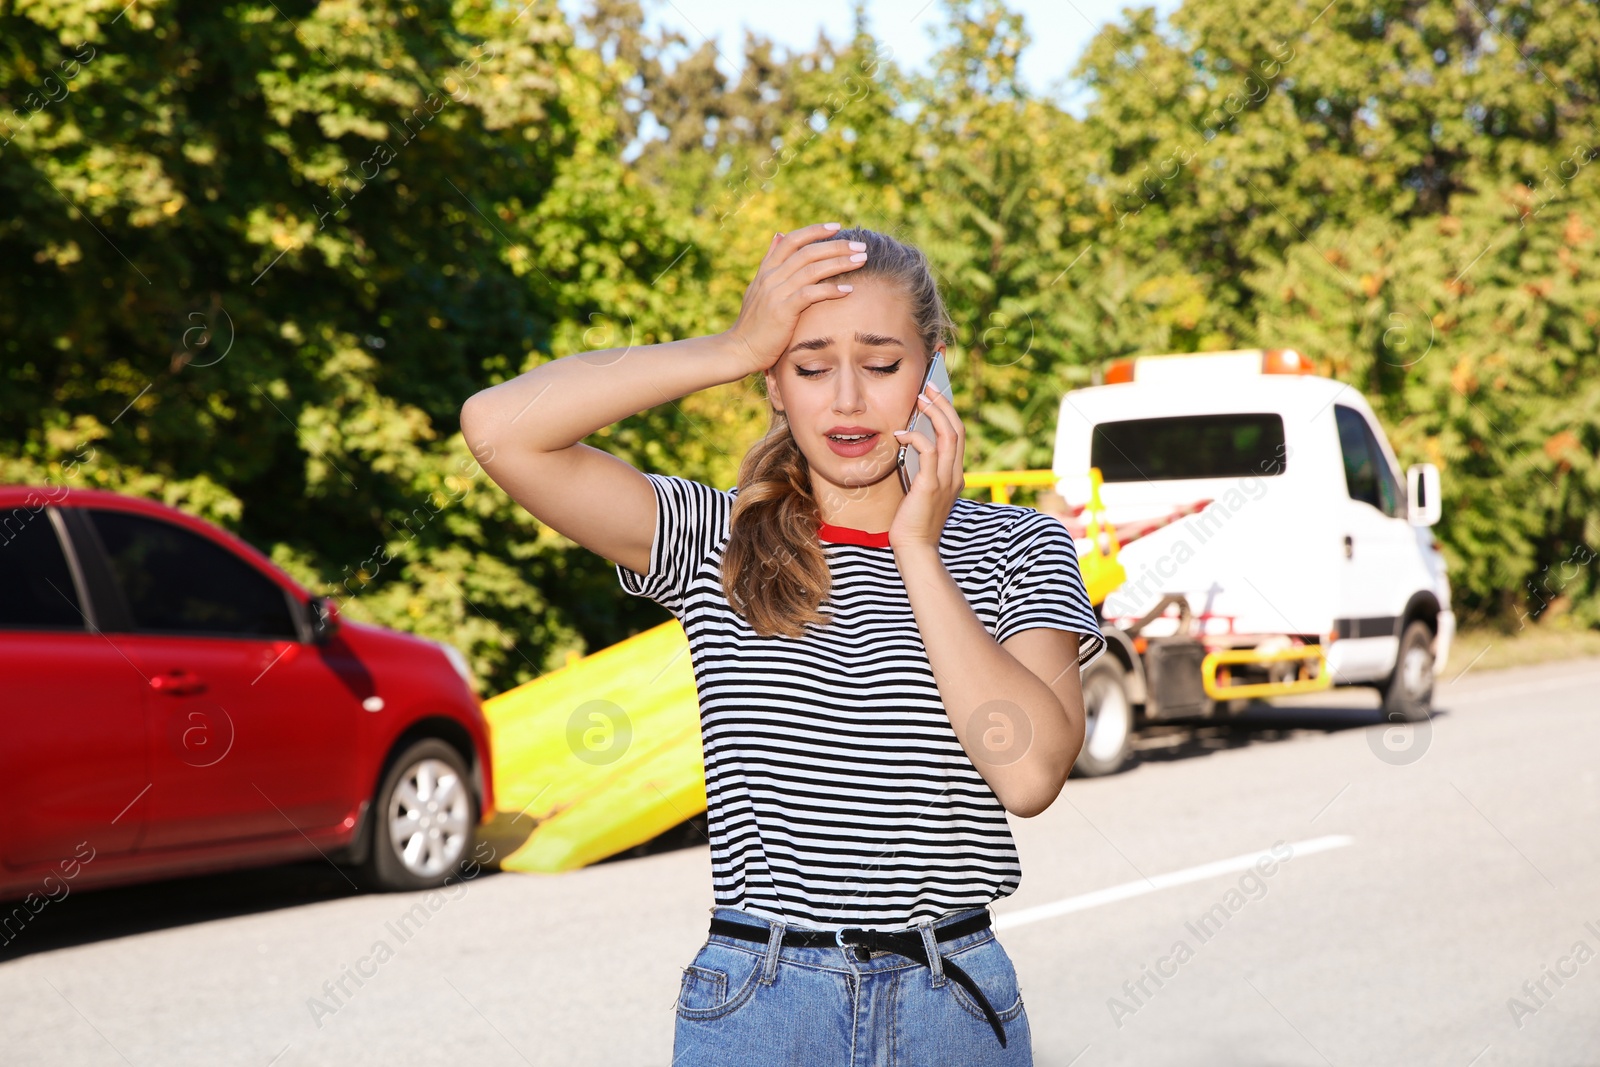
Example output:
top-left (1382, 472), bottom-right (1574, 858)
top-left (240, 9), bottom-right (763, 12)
top-left (616, 473), bottom-right (1107, 931)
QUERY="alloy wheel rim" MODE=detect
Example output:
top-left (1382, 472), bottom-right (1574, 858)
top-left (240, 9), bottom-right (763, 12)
top-left (387, 757), bottom-right (471, 877)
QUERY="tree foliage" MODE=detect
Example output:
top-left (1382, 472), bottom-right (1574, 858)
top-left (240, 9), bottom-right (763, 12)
top-left (3, 0), bottom-right (1595, 695)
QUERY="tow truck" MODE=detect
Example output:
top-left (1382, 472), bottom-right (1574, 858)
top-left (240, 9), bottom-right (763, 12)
top-left (968, 346), bottom-right (1452, 776)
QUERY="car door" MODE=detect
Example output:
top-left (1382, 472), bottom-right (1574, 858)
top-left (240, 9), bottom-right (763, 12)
top-left (0, 504), bottom-right (148, 869)
top-left (1332, 404), bottom-right (1413, 681)
top-left (67, 505), bottom-right (357, 850)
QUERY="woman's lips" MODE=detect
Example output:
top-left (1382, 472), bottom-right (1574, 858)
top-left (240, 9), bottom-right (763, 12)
top-left (825, 432), bottom-right (878, 457)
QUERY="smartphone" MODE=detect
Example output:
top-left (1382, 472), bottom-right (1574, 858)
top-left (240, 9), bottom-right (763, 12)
top-left (897, 349), bottom-right (953, 494)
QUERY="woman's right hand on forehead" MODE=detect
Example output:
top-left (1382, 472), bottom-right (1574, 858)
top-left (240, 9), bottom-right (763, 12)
top-left (722, 222), bottom-right (869, 373)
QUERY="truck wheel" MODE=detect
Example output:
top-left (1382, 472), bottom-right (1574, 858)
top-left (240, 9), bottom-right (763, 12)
top-left (1379, 621), bottom-right (1435, 724)
top-left (1072, 659), bottom-right (1135, 778)
top-left (357, 738), bottom-right (477, 892)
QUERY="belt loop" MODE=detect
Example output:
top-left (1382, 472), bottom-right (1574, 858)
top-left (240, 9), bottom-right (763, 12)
top-left (761, 916), bottom-right (784, 984)
top-left (917, 919), bottom-right (946, 987)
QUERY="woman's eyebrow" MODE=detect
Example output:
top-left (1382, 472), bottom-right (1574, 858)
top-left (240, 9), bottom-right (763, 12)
top-left (786, 332), bottom-right (908, 355)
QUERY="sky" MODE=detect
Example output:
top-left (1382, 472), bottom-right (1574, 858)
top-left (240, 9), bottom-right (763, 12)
top-left (557, 0), bottom-right (1183, 117)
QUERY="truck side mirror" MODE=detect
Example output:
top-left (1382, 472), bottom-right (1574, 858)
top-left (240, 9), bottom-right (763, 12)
top-left (1406, 463), bottom-right (1441, 527)
top-left (308, 595), bottom-right (342, 643)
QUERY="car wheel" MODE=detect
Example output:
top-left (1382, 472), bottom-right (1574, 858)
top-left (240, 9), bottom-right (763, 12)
top-left (1379, 620), bottom-right (1435, 724)
top-left (1211, 697), bottom-right (1247, 719)
top-left (1071, 658), bottom-right (1135, 778)
top-left (358, 738), bottom-right (477, 892)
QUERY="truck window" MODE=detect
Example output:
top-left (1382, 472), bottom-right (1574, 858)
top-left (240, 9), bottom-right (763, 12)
top-left (1363, 420), bottom-right (1404, 517)
top-left (1334, 405), bottom-right (1402, 517)
top-left (1089, 413), bottom-right (1287, 481)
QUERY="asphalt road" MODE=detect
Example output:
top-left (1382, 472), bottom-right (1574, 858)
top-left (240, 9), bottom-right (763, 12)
top-left (3, 655), bottom-right (1597, 1066)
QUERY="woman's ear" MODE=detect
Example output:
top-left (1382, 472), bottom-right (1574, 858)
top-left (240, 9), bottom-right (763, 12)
top-left (765, 367), bottom-right (784, 413)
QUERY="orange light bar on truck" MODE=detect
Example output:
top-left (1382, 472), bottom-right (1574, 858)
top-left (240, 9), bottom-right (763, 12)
top-left (1260, 348), bottom-right (1316, 375)
top-left (1104, 358), bottom-right (1136, 384)
top-left (1100, 347), bottom-right (1319, 383)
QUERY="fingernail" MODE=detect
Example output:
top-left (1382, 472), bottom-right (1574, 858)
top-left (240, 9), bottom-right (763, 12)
top-left (892, 429), bottom-right (907, 435)
top-left (837, 284), bottom-right (853, 292)
top-left (848, 241), bottom-right (866, 251)
top-left (823, 222), bottom-right (841, 230)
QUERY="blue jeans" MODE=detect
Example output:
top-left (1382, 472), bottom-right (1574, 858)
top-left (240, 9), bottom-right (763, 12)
top-left (671, 905), bottom-right (1034, 1066)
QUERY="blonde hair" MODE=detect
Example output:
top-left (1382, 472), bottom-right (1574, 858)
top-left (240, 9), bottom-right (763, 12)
top-left (720, 227), bottom-right (955, 637)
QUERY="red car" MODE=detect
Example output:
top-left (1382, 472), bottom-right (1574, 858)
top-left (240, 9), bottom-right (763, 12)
top-left (0, 486), bottom-right (495, 910)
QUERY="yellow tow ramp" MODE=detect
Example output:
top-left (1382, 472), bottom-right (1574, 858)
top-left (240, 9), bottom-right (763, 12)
top-left (481, 621), bottom-right (705, 873)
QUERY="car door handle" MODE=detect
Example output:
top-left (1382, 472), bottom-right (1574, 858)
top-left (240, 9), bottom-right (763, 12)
top-left (150, 671), bottom-right (207, 696)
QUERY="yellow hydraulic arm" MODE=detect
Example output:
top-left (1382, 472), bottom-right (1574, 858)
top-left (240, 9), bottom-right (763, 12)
top-left (964, 468), bottom-right (1127, 606)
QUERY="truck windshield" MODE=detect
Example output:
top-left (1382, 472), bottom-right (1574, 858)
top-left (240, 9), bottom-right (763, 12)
top-left (1090, 413), bottom-right (1287, 481)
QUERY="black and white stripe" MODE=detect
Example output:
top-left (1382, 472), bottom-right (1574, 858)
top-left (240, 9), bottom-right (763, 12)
top-left (618, 473), bottom-right (1107, 931)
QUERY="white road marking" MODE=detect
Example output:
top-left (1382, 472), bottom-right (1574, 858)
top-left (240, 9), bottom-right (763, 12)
top-left (993, 834), bottom-right (1354, 930)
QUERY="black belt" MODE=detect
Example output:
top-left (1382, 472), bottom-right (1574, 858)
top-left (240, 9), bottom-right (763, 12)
top-left (708, 911), bottom-right (1008, 1048)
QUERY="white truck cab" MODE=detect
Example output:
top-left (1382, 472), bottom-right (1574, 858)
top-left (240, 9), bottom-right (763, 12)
top-left (1049, 348), bottom-right (1452, 773)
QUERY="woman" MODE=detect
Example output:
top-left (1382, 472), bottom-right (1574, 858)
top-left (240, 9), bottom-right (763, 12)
top-left (460, 222), bottom-right (1106, 1065)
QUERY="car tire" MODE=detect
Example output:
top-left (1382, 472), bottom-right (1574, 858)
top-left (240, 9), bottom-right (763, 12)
top-left (357, 738), bottom-right (478, 892)
top-left (1071, 658), bottom-right (1135, 778)
top-left (1211, 697), bottom-right (1247, 719)
top-left (1378, 620), bottom-right (1435, 724)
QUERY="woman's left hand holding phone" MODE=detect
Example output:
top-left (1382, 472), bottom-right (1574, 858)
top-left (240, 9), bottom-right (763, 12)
top-left (890, 382), bottom-right (965, 551)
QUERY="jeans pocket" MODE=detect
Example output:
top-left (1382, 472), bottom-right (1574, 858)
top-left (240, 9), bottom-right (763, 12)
top-left (943, 936), bottom-right (1026, 1023)
top-left (674, 940), bottom-right (766, 1021)
top-left (678, 965), bottom-right (727, 1011)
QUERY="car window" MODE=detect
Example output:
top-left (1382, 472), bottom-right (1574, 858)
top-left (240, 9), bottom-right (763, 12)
top-left (87, 509), bottom-right (298, 639)
top-left (0, 509), bottom-right (86, 630)
top-left (1090, 413), bottom-right (1287, 481)
top-left (1334, 405), bottom-right (1384, 512)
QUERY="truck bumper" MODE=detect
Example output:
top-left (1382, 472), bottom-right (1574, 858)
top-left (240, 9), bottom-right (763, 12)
top-left (1436, 609), bottom-right (1456, 676)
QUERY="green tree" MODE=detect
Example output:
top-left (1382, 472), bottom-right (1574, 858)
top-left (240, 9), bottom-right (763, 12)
top-left (5, 0), bottom-right (1594, 697)
top-left (0, 0), bottom-right (712, 690)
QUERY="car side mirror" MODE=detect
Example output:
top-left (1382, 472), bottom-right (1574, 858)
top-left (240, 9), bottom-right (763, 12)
top-left (1406, 463), bottom-right (1441, 527)
top-left (308, 596), bottom-right (342, 643)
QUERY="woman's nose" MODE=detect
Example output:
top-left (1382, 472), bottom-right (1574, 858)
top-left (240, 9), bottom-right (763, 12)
top-left (832, 370), bottom-right (866, 414)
